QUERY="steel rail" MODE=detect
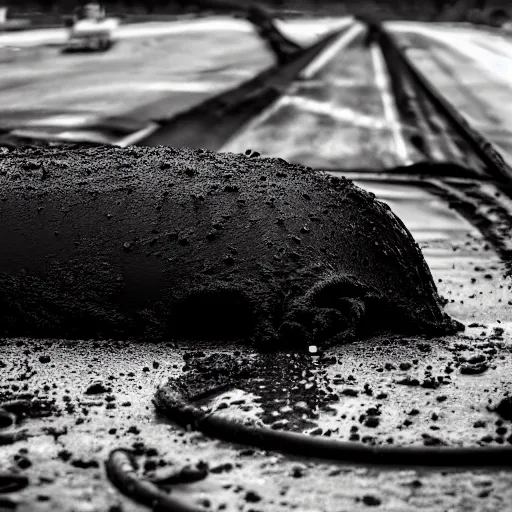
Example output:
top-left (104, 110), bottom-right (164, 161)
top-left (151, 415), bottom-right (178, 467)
top-left (368, 18), bottom-right (512, 184)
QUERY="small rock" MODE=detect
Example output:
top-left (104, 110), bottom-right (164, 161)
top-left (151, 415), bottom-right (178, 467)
top-left (495, 396), bottom-right (512, 421)
top-left (85, 381), bottom-right (110, 395)
top-left (71, 459), bottom-right (99, 469)
top-left (58, 450), bottom-right (72, 462)
top-left (364, 417), bottom-right (380, 428)
top-left (245, 491), bottom-right (261, 503)
top-left (396, 377), bottom-right (420, 386)
top-left (210, 463), bottom-right (234, 474)
top-left (14, 454), bottom-right (31, 469)
top-left (362, 494), bottom-right (381, 506)
top-left (291, 466), bottom-right (305, 478)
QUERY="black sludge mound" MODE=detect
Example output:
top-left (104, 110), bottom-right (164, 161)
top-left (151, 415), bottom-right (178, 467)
top-left (0, 146), bottom-right (462, 347)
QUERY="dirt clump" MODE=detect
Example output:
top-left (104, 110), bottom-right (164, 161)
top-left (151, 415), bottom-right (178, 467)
top-left (0, 145), bottom-right (461, 348)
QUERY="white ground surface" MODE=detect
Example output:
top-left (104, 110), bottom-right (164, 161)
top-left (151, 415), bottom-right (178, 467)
top-left (0, 18), bottom-right (274, 128)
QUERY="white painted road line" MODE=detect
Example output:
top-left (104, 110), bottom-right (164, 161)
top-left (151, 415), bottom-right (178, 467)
top-left (116, 122), bottom-right (160, 147)
top-left (276, 95), bottom-right (387, 129)
top-left (370, 43), bottom-right (412, 165)
top-left (222, 23), bottom-right (366, 151)
top-left (389, 23), bottom-right (512, 87)
top-left (300, 22), bottom-right (364, 79)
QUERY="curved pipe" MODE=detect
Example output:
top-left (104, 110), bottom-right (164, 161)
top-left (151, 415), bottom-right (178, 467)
top-left (155, 380), bottom-right (512, 468)
top-left (105, 449), bottom-right (205, 512)
top-left (0, 405), bottom-right (29, 494)
top-left (0, 473), bottom-right (29, 493)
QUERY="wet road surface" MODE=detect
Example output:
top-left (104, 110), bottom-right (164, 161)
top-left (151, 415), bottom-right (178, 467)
top-left (0, 18), bottom-right (273, 130)
top-left (222, 20), bottom-right (512, 172)
top-left (0, 17), bottom-right (350, 133)
top-left (221, 21), bottom-right (420, 170)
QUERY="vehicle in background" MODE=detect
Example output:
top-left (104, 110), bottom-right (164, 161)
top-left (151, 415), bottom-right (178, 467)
top-left (0, 6), bottom-right (31, 32)
top-left (63, 2), bottom-right (119, 52)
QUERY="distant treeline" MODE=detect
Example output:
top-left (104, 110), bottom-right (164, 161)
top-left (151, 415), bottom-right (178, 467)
top-left (2, 0), bottom-right (509, 22)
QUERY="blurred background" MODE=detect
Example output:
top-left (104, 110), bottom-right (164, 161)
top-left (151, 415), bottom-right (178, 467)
top-left (0, 0), bottom-right (510, 25)
top-left (0, 0), bottom-right (510, 155)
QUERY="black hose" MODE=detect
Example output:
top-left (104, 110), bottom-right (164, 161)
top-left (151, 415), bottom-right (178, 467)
top-left (105, 449), bottom-right (206, 512)
top-left (0, 430), bottom-right (28, 446)
top-left (0, 405), bottom-right (29, 494)
top-left (0, 473), bottom-right (29, 493)
top-left (155, 379), bottom-right (512, 468)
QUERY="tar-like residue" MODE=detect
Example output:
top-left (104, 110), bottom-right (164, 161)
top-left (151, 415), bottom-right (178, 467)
top-left (0, 146), bottom-right (461, 347)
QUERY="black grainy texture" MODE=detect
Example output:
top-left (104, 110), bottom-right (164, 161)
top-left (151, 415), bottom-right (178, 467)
top-left (495, 396), bottom-right (512, 421)
top-left (0, 145), bottom-right (461, 346)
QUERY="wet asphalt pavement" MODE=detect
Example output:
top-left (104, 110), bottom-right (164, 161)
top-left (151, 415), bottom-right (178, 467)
top-left (0, 17), bottom-right (348, 131)
top-left (0, 18), bottom-right (273, 131)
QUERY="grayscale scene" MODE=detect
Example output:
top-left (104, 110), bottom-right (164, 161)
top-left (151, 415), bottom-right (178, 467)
top-left (0, 0), bottom-right (511, 510)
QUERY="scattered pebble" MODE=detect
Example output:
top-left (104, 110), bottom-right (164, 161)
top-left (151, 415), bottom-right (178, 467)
top-left (85, 381), bottom-right (110, 395)
top-left (362, 494), bottom-right (381, 506)
top-left (460, 362), bottom-right (489, 375)
top-left (245, 491), bottom-right (262, 503)
top-left (495, 397), bottom-right (512, 421)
